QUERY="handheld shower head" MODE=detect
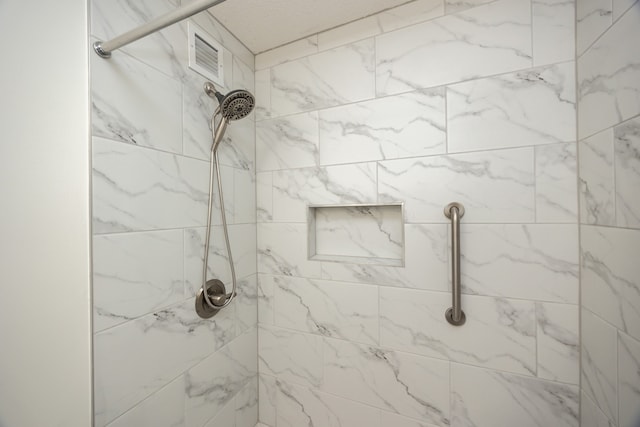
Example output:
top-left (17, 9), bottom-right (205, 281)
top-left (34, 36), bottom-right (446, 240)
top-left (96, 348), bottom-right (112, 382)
top-left (203, 82), bottom-right (255, 121)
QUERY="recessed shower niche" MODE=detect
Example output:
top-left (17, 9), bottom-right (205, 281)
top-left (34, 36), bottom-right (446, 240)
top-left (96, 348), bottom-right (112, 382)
top-left (307, 203), bottom-right (404, 267)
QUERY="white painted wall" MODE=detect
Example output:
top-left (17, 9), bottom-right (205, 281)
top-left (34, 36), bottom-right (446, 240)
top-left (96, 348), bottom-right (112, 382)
top-left (0, 1), bottom-right (93, 426)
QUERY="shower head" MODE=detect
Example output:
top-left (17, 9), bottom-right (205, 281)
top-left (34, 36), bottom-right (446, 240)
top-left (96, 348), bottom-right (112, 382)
top-left (203, 82), bottom-right (255, 121)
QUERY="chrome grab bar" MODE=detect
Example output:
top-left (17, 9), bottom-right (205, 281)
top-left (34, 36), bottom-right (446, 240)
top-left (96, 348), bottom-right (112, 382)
top-left (444, 202), bottom-right (466, 326)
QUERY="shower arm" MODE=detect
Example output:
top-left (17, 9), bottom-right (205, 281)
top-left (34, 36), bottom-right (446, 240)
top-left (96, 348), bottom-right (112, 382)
top-left (93, 0), bottom-right (227, 58)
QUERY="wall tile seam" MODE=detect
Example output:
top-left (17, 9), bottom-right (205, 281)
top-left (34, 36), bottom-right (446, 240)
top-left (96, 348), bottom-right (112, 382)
top-left (93, 281), bottom-right (258, 336)
top-left (576, 0), bottom-right (638, 60)
top-left (256, 141), bottom-right (575, 174)
top-left (577, 113), bottom-right (640, 144)
top-left (581, 390), bottom-right (619, 427)
top-left (93, 222), bottom-right (258, 236)
top-left (258, 218), bottom-right (580, 226)
top-left (581, 306), bottom-right (627, 336)
top-left (259, 59), bottom-right (576, 122)
top-left (257, 271), bottom-right (580, 303)
top-left (578, 222), bottom-right (640, 233)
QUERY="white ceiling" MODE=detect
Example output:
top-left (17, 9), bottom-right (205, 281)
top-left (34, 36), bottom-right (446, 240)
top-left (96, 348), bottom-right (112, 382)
top-left (210, 0), bottom-right (412, 53)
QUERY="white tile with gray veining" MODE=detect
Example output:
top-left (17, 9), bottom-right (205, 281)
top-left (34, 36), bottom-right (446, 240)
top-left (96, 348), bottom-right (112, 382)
top-left (447, 62), bottom-right (576, 153)
top-left (379, 288), bottom-right (536, 375)
top-left (105, 375), bottom-right (185, 427)
top-left (582, 225), bottom-right (640, 342)
top-left (619, 331), bottom-right (640, 427)
top-left (257, 223), bottom-right (322, 279)
top-left (182, 72), bottom-right (221, 161)
top-left (451, 363), bottom-right (579, 427)
top-left (536, 302), bottom-right (579, 384)
top-left (257, 274), bottom-right (275, 326)
top-left (258, 374), bottom-right (277, 426)
top-left (322, 338), bottom-right (450, 424)
top-left (236, 275), bottom-right (258, 335)
top-left (581, 392), bottom-right (616, 427)
top-left (185, 329), bottom-right (257, 427)
top-left (94, 300), bottom-right (233, 426)
top-left (270, 39), bottom-right (375, 117)
top-left (202, 397), bottom-right (235, 427)
top-left (256, 172), bottom-right (273, 222)
top-left (93, 230), bottom-right (184, 332)
top-left (615, 116), bottom-right (640, 229)
top-left (320, 224), bottom-right (448, 292)
top-left (532, 0), bottom-right (575, 66)
top-left (217, 117), bottom-right (257, 172)
top-left (376, 0), bottom-right (445, 33)
top-left (92, 53), bottom-right (182, 153)
top-left (578, 5), bottom-right (640, 139)
top-left (272, 162), bottom-right (377, 223)
top-left (581, 309), bottom-right (619, 425)
top-left (256, 112), bottom-right (319, 171)
top-left (234, 168), bottom-right (256, 224)
top-left (255, 36), bottom-right (319, 71)
top-left (535, 143), bottom-right (578, 223)
top-left (378, 148), bottom-right (535, 223)
top-left (459, 224), bottom-right (579, 303)
top-left (577, 0), bottom-right (613, 55)
top-left (235, 377), bottom-right (259, 427)
top-left (445, 0), bottom-right (497, 14)
top-left (313, 205), bottom-right (403, 263)
top-left (319, 88), bottom-right (445, 165)
top-left (93, 137), bottom-right (209, 233)
top-left (258, 325), bottom-right (323, 388)
top-left (272, 275), bottom-right (379, 344)
top-left (255, 69), bottom-right (272, 121)
top-left (277, 379), bottom-right (381, 427)
top-left (579, 129), bottom-right (616, 225)
top-left (92, 0), bottom-right (186, 79)
top-left (376, 0), bottom-right (531, 96)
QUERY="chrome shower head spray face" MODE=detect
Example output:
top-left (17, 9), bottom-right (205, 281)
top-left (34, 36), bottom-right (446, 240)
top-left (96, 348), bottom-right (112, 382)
top-left (203, 82), bottom-right (255, 121)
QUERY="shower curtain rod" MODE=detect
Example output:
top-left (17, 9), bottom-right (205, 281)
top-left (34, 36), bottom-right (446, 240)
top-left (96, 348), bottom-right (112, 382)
top-left (93, 0), bottom-right (227, 58)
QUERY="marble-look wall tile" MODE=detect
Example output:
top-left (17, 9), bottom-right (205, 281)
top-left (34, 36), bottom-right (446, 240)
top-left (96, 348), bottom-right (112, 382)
top-left (236, 275), bottom-right (258, 335)
top-left (272, 162), bottom-right (377, 222)
top-left (255, 69), bottom-right (271, 121)
top-left (256, 172), bottom-right (273, 222)
top-left (577, 0), bottom-right (613, 55)
top-left (378, 148), bottom-right (534, 223)
top-left (322, 338), bottom-right (450, 424)
top-left (273, 276), bottom-right (379, 344)
top-left (447, 62), bottom-right (576, 153)
top-left (578, 5), bottom-right (640, 139)
top-left (377, 0), bottom-right (445, 33)
top-left (532, 0), bottom-right (575, 66)
top-left (460, 224), bottom-right (579, 303)
top-left (91, 0), bottom-right (186, 80)
top-left (581, 391), bottom-right (616, 427)
top-left (255, 36), bottom-right (319, 70)
top-left (615, 116), bottom-right (640, 228)
top-left (235, 377), bottom-right (259, 427)
top-left (319, 88), bottom-right (446, 165)
top-left (202, 398), bottom-right (235, 427)
top-left (92, 53), bottom-right (182, 153)
top-left (379, 288), bottom-right (537, 375)
top-left (277, 379), bottom-right (381, 427)
top-left (535, 143), bottom-right (578, 222)
top-left (579, 129), bottom-right (616, 225)
top-left (582, 225), bottom-right (640, 342)
top-left (183, 72), bottom-right (219, 161)
top-left (185, 329), bottom-right (257, 427)
top-left (376, 0), bottom-right (531, 96)
top-left (234, 168), bottom-right (256, 224)
top-left (256, 112), bottom-right (319, 171)
top-left (258, 374), bottom-right (277, 426)
top-left (581, 309), bottom-right (618, 425)
top-left (105, 375), bottom-right (185, 427)
top-left (619, 331), bottom-right (640, 427)
top-left (93, 137), bottom-right (208, 233)
top-left (270, 39), bottom-right (375, 117)
top-left (313, 205), bottom-right (403, 262)
top-left (317, 16), bottom-right (383, 53)
top-left (613, 0), bottom-right (637, 19)
top-left (451, 363), bottom-right (579, 427)
top-left (216, 116), bottom-right (256, 172)
top-left (93, 230), bottom-right (184, 332)
top-left (445, 0), bottom-right (496, 14)
top-left (258, 325), bottom-right (323, 388)
top-left (94, 300), bottom-right (233, 426)
top-left (320, 223), bottom-right (448, 291)
top-left (257, 223), bottom-right (322, 278)
top-left (228, 224), bottom-right (258, 279)
top-left (257, 275), bottom-right (275, 325)
top-left (536, 302), bottom-right (579, 384)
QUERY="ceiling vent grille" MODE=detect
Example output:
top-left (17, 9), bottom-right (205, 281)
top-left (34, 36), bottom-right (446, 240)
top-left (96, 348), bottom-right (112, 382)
top-left (188, 22), bottom-right (224, 85)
